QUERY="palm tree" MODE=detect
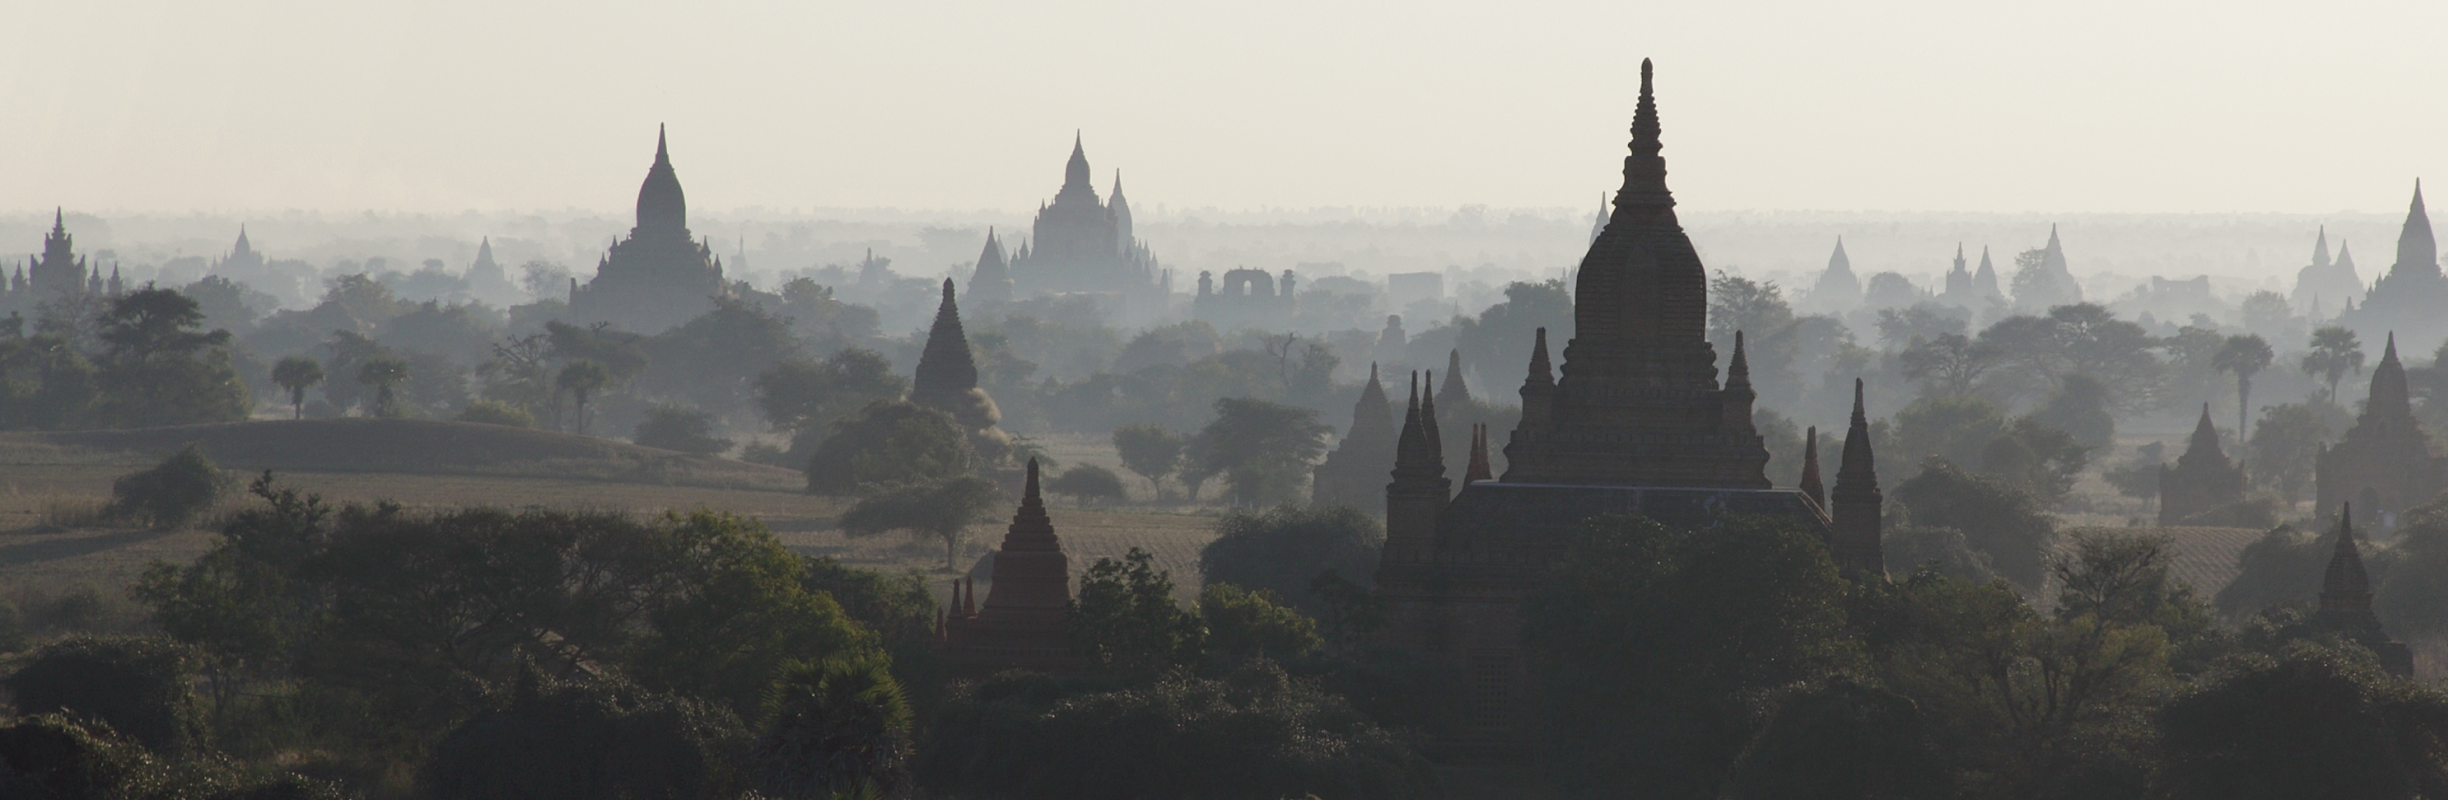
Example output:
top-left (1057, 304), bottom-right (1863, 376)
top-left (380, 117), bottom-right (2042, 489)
top-left (270, 356), bottom-right (324, 419)
top-left (2214, 334), bottom-right (2274, 439)
top-left (2301, 326), bottom-right (2366, 403)
top-left (556, 359), bottom-right (611, 434)
top-left (355, 356), bottom-right (410, 418)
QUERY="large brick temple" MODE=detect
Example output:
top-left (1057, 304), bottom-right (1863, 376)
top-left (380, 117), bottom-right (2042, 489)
top-left (1371, 60), bottom-right (1881, 756)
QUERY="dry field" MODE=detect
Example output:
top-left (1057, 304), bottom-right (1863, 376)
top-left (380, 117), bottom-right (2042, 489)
top-left (0, 424), bottom-right (1226, 609)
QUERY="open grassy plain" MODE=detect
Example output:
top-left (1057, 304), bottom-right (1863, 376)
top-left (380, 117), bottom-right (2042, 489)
top-left (0, 421), bottom-right (1224, 608)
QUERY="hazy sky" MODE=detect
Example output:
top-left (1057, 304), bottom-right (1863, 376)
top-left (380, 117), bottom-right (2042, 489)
top-left (5, 1), bottom-right (2443, 216)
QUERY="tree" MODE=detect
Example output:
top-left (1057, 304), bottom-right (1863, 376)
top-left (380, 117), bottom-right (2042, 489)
top-left (356, 355), bottom-right (410, 418)
top-left (756, 348), bottom-right (909, 439)
top-left (4, 636), bottom-right (204, 755)
top-left (745, 654), bottom-right (914, 800)
top-left (1198, 504), bottom-right (1383, 618)
top-left (838, 477), bottom-right (1005, 568)
top-left (1069, 547), bottom-right (1205, 676)
top-left (2214, 334), bottom-right (2274, 438)
top-left (2159, 644), bottom-right (2448, 800)
top-left (1898, 332), bottom-right (2000, 398)
top-left (1045, 465), bottom-right (1128, 505)
top-left (270, 356), bottom-right (324, 420)
top-left (633, 404), bottom-right (732, 455)
top-left (417, 671), bottom-right (749, 800)
top-left (2302, 326), bottom-right (2366, 404)
top-left (91, 287), bottom-right (250, 428)
top-left (1519, 514), bottom-right (1853, 795)
top-left (555, 358), bottom-right (610, 434)
top-left (1197, 583), bottom-right (1321, 661)
top-left (2030, 373), bottom-right (2115, 451)
top-left (110, 443), bottom-right (231, 529)
top-left (804, 400), bottom-right (975, 494)
top-left (1111, 423), bottom-right (1184, 496)
top-left (1891, 459), bottom-right (2057, 592)
top-left (1194, 397), bottom-right (1331, 506)
top-left (2250, 403), bottom-right (2330, 502)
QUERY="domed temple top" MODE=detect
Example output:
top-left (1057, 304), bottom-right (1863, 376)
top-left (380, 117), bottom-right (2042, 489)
top-left (635, 125), bottom-right (687, 238)
top-left (1497, 59), bottom-right (1770, 488)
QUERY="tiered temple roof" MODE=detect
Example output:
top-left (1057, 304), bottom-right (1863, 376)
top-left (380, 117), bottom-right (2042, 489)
top-left (942, 459), bottom-right (1084, 677)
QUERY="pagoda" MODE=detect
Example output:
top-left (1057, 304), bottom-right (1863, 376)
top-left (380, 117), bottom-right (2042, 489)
top-left (2158, 404), bottom-right (2247, 525)
top-left (2316, 333), bottom-right (2444, 527)
top-left (2316, 505), bottom-right (2414, 677)
top-left (1374, 61), bottom-right (1871, 754)
top-left (1311, 364), bottom-right (1398, 510)
top-left (568, 126), bottom-right (728, 333)
top-left (941, 459), bottom-right (1086, 677)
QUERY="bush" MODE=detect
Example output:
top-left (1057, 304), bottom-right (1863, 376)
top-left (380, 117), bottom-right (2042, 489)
top-left (1197, 583), bottom-right (1321, 661)
top-left (635, 404), bottom-right (733, 455)
top-left (1045, 465), bottom-right (1128, 504)
top-left (805, 400), bottom-right (974, 494)
top-left (1198, 505), bottom-right (1383, 618)
top-left (744, 655), bottom-right (913, 799)
top-left (1890, 458), bottom-right (2056, 593)
top-left (914, 660), bottom-right (1436, 800)
top-left (839, 477), bottom-right (1007, 569)
top-left (2160, 643), bottom-right (2448, 799)
top-left (419, 671), bottom-right (747, 800)
top-left (109, 443), bottom-right (231, 529)
top-left (454, 399), bottom-right (535, 428)
top-left (4, 636), bottom-right (205, 755)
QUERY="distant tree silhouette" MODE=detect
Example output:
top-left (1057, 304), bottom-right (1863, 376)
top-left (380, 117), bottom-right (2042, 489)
top-left (1045, 465), bottom-right (1127, 505)
top-left (838, 477), bottom-right (1004, 568)
top-left (2301, 326), bottom-right (2365, 403)
top-left (2215, 334), bottom-right (2274, 438)
top-left (804, 400), bottom-right (974, 494)
top-left (1112, 422), bottom-right (1185, 497)
top-left (556, 359), bottom-right (610, 434)
top-left (357, 356), bottom-right (410, 418)
top-left (271, 356), bottom-right (324, 419)
top-left (634, 404), bottom-right (731, 455)
top-left (110, 443), bottom-right (231, 529)
top-left (1194, 397), bottom-right (1330, 506)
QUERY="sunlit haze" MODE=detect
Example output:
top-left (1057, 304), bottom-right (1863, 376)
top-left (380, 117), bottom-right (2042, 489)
top-left (7, 0), bottom-right (2445, 216)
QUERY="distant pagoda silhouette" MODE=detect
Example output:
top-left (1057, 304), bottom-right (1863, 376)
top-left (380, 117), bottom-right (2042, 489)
top-left (2342, 183), bottom-right (2444, 345)
top-left (569, 126), bottom-right (729, 333)
top-left (1008, 135), bottom-right (1170, 323)
top-left (2159, 404), bottom-right (2246, 525)
top-left (2317, 333), bottom-right (2443, 526)
top-left (2317, 504), bottom-right (2413, 677)
top-left (1312, 363), bottom-right (1398, 510)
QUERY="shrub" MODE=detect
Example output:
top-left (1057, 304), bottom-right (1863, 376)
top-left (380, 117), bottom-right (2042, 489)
top-left (1197, 583), bottom-right (1321, 661)
top-left (4, 636), bottom-right (205, 755)
top-left (1045, 465), bottom-right (1128, 504)
top-left (805, 400), bottom-right (973, 494)
top-left (839, 477), bottom-right (1006, 569)
top-left (635, 404), bottom-right (733, 455)
top-left (1890, 458), bottom-right (2056, 593)
top-left (1198, 505), bottom-right (1383, 618)
top-left (455, 399), bottom-right (535, 428)
top-left (418, 671), bottom-right (747, 800)
top-left (914, 660), bottom-right (1435, 800)
top-left (745, 655), bottom-right (913, 799)
top-left (109, 443), bottom-right (232, 529)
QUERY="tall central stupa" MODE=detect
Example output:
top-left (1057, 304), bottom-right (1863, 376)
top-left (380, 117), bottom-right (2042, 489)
top-left (568, 126), bottom-right (728, 333)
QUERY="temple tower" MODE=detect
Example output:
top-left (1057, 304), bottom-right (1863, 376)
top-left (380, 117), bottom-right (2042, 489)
top-left (2158, 404), bottom-right (2247, 525)
top-left (942, 458), bottom-right (1086, 677)
top-left (1383, 373), bottom-right (1449, 563)
top-left (1313, 364), bottom-right (1398, 510)
top-left (27, 210), bottom-right (89, 298)
top-left (569, 126), bottom-right (728, 333)
top-left (967, 228), bottom-right (1014, 308)
top-left (1497, 60), bottom-right (1771, 489)
top-left (1829, 380), bottom-right (1885, 577)
top-left (2315, 505), bottom-right (2414, 676)
top-left (1809, 237), bottom-right (1862, 309)
top-left (911, 280), bottom-right (1003, 437)
top-left (2317, 333), bottom-right (2445, 525)
top-left (1799, 426), bottom-right (1825, 512)
top-left (2344, 182), bottom-right (2448, 346)
top-left (1008, 134), bottom-right (1169, 322)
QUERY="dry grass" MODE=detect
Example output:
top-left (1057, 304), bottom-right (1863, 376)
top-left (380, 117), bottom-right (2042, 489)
top-left (38, 495), bottom-right (114, 529)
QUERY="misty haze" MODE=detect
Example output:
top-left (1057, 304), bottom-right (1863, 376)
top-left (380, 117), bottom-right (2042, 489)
top-left (3, 3), bottom-right (2448, 798)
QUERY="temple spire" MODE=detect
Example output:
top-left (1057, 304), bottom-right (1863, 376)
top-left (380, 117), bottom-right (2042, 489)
top-left (1799, 426), bottom-right (1825, 511)
top-left (1464, 424), bottom-right (1492, 485)
top-left (1438, 349), bottom-right (1472, 407)
top-left (1420, 370), bottom-right (1445, 469)
top-left (2369, 332), bottom-right (2412, 420)
top-left (1830, 379), bottom-right (1884, 578)
top-left (2190, 403), bottom-right (2224, 459)
top-left (1612, 58), bottom-right (1672, 209)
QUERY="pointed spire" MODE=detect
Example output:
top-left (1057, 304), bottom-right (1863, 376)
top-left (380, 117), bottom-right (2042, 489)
top-left (2187, 402), bottom-right (2224, 459)
top-left (1799, 426), bottom-right (1825, 510)
top-left (2313, 225), bottom-right (2332, 269)
top-left (1727, 331), bottom-right (1752, 387)
top-left (1394, 371), bottom-right (1433, 479)
top-left (1464, 424), bottom-right (1492, 486)
top-left (2395, 178), bottom-right (2439, 278)
top-left (2337, 240), bottom-right (2358, 272)
top-left (1612, 58), bottom-right (1673, 208)
top-left (1829, 378), bottom-right (1885, 578)
top-left (655, 123), bottom-right (669, 164)
top-left (2322, 503), bottom-right (2372, 611)
top-left (1420, 370), bottom-right (1445, 468)
top-left (1525, 327), bottom-right (1553, 387)
top-left (912, 278), bottom-right (984, 421)
top-left (1437, 349), bottom-right (1472, 407)
top-left (2368, 331), bottom-right (2413, 420)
